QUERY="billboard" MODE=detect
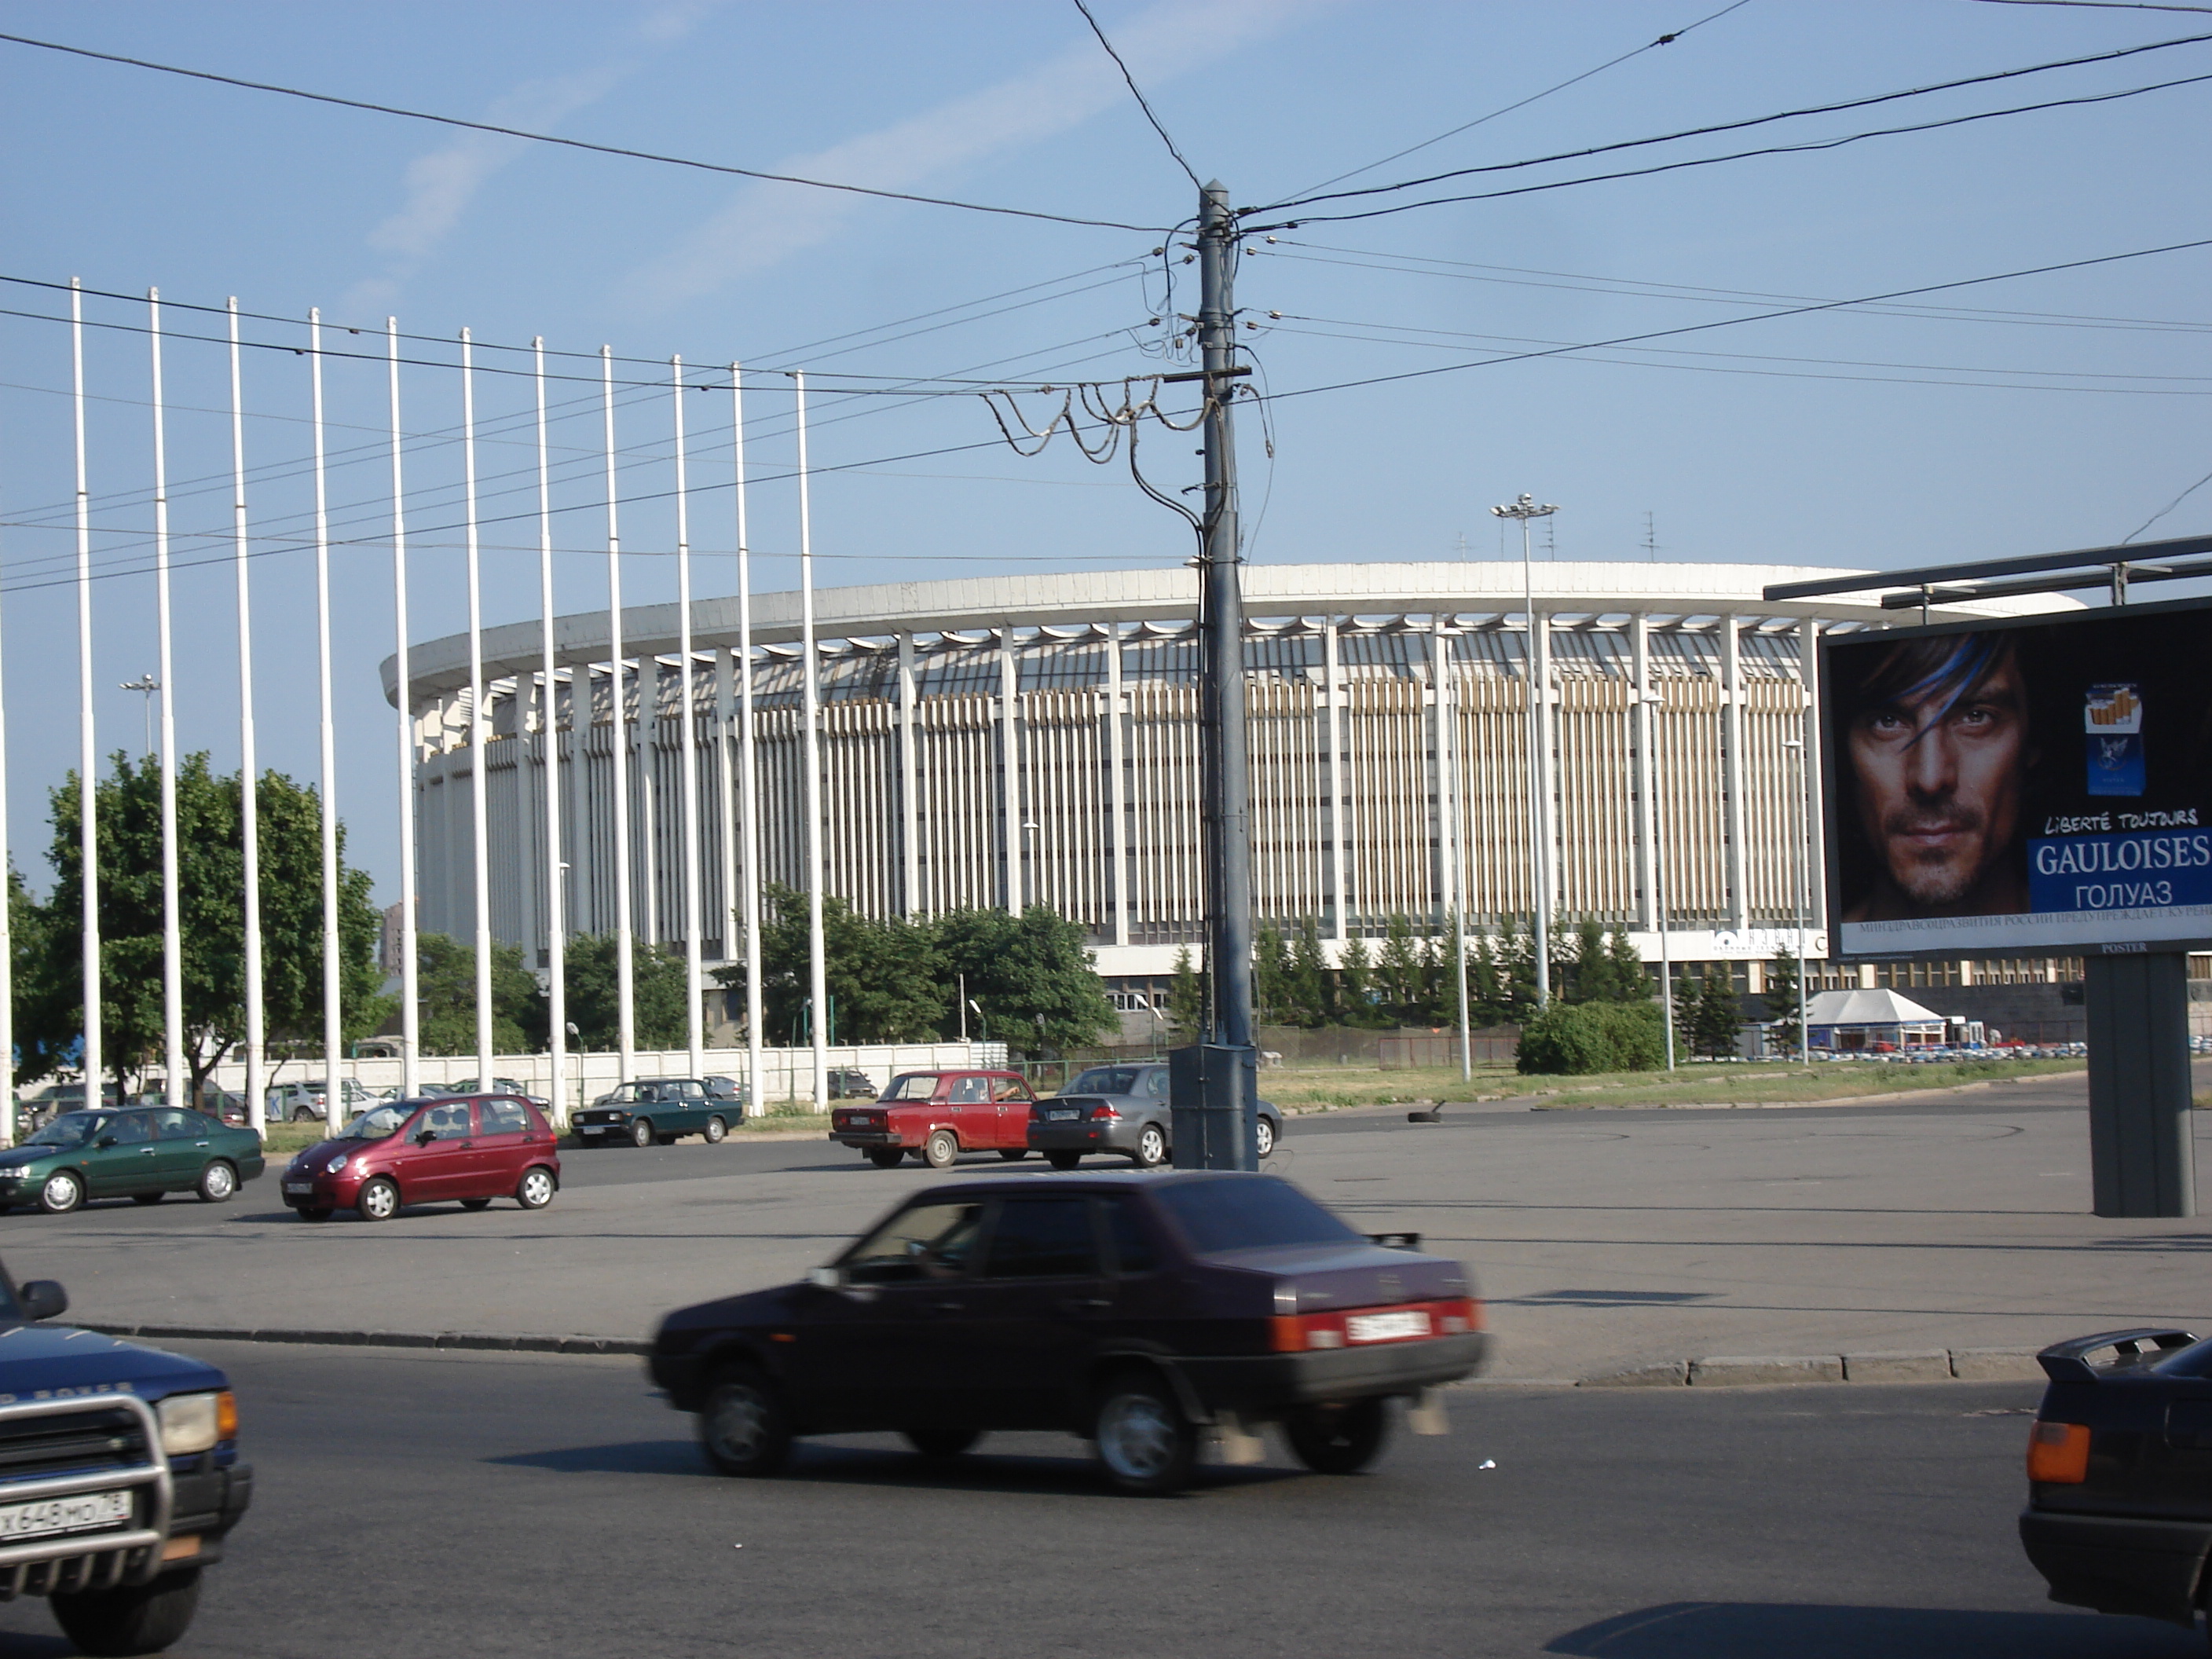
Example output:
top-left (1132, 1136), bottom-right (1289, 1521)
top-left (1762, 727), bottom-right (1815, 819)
top-left (1822, 595), bottom-right (2212, 959)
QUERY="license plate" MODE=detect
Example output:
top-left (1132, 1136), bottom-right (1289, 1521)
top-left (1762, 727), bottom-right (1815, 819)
top-left (1346, 1309), bottom-right (1431, 1344)
top-left (283, 1181), bottom-right (313, 1195)
top-left (580, 1126), bottom-right (605, 1134)
top-left (1046, 1109), bottom-right (1081, 1121)
top-left (0, 1489), bottom-right (131, 1540)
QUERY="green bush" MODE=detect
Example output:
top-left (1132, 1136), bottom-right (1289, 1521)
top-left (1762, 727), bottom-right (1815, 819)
top-left (1516, 1001), bottom-right (1666, 1075)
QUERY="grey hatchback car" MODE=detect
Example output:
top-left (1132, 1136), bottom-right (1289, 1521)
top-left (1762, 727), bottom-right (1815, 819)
top-left (1029, 1061), bottom-right (1283, 1169)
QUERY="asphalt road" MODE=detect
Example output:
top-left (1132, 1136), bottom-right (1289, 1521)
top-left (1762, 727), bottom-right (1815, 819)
top-left (0, 1341), bottom-right (2193, 1659)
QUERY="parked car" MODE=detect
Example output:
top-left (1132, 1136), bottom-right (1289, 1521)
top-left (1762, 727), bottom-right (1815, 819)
top-left (571, 1079), bottom-right (733, 1148)
top-left (0, 1108), bottom-right (266, 1215)
top-left (266, 1079), bottom-right (379, 1122)
top-left (703, 1076), bottom-right (753, 1108)
top-left (649, 1170), bottom-right (1488, 1494)
top-left (0, 1254), bottom-right (252, 1654)
top-left (828, 1069), bottom-right (1039, 1169)
top-left (826, 1068), bottom-right (877, 1101)
top-left (278, 1095), bottom-right (562, 1222)
top-left (1027, 1062), bottom-right (1284, 1169)
top-left (430, 1077), bottom-right (544, 1106)
top-left (2018, 1325), bottom-right (2212, 1633)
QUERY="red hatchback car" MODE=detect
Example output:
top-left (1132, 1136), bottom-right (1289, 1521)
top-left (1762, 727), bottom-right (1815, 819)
top-left (829, 1070), bottom-right (1038, 1170)
top-left (279, 1094), bottom-right (562, 1222)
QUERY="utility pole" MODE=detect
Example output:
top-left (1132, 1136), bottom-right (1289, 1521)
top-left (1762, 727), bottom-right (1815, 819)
top-left (1492, 493), bottom-right (1557, 1005)
top-left (1172, 180), bottom-right (1259, 1172)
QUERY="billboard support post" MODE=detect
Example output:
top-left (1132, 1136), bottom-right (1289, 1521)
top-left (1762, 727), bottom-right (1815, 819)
top-left (2085, 950), bottom-right (2196, 1218)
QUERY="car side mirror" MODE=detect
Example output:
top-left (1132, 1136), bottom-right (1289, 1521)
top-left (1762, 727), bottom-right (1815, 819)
top-left (806, 1265), bottom-right (842, 1290)
top-left (18, 1280), bottom-right (67, 1321)
top-left (415, 1129), bottom-right (437, 1145)
top-left (95, 1135), bottom-right (117, 1150)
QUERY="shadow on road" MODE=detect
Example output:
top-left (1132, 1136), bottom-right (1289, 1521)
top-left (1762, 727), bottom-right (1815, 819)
top-left (1547, 1602), bottom-right (2199, 1657)
top-left (486, 1435), bottom-right (1300, 1499)
top-left (0, 1631), bottom-right (71, 1657)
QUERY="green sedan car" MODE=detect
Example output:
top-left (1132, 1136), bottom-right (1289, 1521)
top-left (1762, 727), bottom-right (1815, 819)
top-left (0, 1107), bottom-right (267, 1214)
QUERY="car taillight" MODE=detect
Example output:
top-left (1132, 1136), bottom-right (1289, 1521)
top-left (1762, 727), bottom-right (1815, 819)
top-left (1269, 1297), bottom-right (1479, 1352)
top-left (2027, 1421), bottom-right (2090, 1484)
top-left (1090, 1104), bottom-right (1121, 1120)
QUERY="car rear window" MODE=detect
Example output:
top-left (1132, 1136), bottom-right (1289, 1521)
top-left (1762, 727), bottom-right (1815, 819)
top-left (879, 1074), bottom-right (939, 1101)
top-left (1152, 1177), bottom-right (1361, 1255)
top-left (1069, 1068), bottom-right (1141, 1095)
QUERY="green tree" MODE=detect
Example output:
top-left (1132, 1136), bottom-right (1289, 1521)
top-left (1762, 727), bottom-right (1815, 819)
top-left (1606, 928), bottom-right (1647, 1002)
top-left (745, 885), bottom-right (943, 1046)
top-left (1375, 914), bottom-right (1421, 1023)
top-left (1252, 924), bottom-right (1292, 1025)
top-left (1567, 919), bottom-right (1612, 1004)
top-left (1166, 947), bottom-right (1207, 1042)
top-left (563, 933), bottom-right (690, 1051)
top-left (1333, 937), bottom-right (1388, 1028)
top-left (1285, 917), bottom-right (1329, 1028)
top-left (932, 905), bottom-right (1115, 1056)
top-left (412, 932), bottom-right (544, 1057)
top-left (1691, 971), bottom-right (1745, 1059)
top-left (24, 754), bottom-right (386, 1099)
top-left (1470, 930), bottom-right (1508, 1027)
top-left (1517, 1000), bottom-right (1667, 1075)
top-left (1764, 950), bottom-right (1804, 1057)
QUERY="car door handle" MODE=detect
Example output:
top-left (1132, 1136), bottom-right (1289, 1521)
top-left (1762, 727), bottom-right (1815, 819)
top-left (929, 1300), bottom-right (965, 1313)
top-left (1060, 1298), bottom-right (1113, 1313)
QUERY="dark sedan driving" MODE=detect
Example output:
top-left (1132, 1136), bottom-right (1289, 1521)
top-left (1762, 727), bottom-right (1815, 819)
top-left (649, 1170), bottom-right (1486, 1494)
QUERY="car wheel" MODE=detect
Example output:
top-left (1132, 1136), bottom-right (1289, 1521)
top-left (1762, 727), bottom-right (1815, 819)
top-left (295, 1207), bottom-right (332, 1223)
top-left (130, 1192), bottom-right (163, 1206)
top-left (866, 1148), bottom-right (904, 1169)
top-left (356, 1177), bottom-right (400, 1223)
top-left (705, 1115), bottom-right (727, 1144)
top-left (698, 1366), bottom-right (793, 1478)
top-left (1047, 1151), bottom-right (1082, 1171)
top-left (1132, 1124), bottom-right (1168, 1169)
top-left (997, 1148), bottom-right (1027, 1162)
top-left (903, 1428), bottom-right (981, 1459)
top-left (515, 1166), bottom-right (556, 1210)
top-left (290, 1106), bottom-right (316, 1123)
top-left (1254, 1115), bottom-right (1277, 1159)
top-left (196, 1161), bottom-right (238, 1204)
top-left (923, 1129), bottom-right (959, 1170)
top-left (629, 1119), bottom-right (654, 1148)
top-left (1284, 1397), bottom-right (1390, 1475)
top-left (52, 1564), bottom-right (200, 1657)
top-left (1093, 1370), bottom-right (1196, 1496)
top-left (37, 1170), bottom-right (83, 1215)
top-left (460, 1197), bottom-right (493, 1211)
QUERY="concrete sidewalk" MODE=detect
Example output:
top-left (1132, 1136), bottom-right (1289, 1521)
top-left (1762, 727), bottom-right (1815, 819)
top-left (4, 1068), bottom-right (2206, 1382)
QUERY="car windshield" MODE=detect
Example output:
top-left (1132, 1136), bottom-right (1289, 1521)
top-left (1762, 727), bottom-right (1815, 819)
top-left (340, 1105), bottom-right (413, 1141)
top-left (841, 1199), bottom-right (985, 1284)
top-left (878, 1075), bottom-right (938, 1101)
top-left (23, 1112), bottom-right (105, 1149)
top-left (1068, 1068), bottom-right (1141, 1095)
top-left (1153, 1177), bottom-right (1362, 1255)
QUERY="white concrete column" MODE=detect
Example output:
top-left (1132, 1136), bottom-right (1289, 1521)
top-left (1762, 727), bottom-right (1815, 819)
top-left (1722, 615), bottom-right (1748, 929)
top-left (1105, 623), bottom-right (1128, 948)
top-left (898, 632), bottom-right (921, 918)
top-left (1324, 617), bottom-right (1347, 942)
top-left (1000, 631), bottom-right (1021, 914)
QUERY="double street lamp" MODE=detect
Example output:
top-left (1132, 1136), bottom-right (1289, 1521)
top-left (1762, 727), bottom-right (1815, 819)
top-left (1491, 494), bottom-right (1558, 1005)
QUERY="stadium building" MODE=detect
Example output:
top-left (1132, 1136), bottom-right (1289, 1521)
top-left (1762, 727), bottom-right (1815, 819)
top-left (386, 561), bottom-right (2089, 1030)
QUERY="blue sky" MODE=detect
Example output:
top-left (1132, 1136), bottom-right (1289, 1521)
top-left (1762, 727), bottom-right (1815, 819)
top-left (2, 0), bottom-right (2208, 902)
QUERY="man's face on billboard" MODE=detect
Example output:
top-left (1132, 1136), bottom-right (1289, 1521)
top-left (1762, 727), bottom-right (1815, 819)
top-left (1848, 653), bottom-right (2028, 912)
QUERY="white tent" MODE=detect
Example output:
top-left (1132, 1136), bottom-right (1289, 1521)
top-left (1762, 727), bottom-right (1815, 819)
top-left (1805, 988), bottom-right (1949, 1051)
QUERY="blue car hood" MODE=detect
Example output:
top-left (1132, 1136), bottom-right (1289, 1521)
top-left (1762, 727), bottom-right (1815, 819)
top-left (0, 1323), bottom-right (225, 1404)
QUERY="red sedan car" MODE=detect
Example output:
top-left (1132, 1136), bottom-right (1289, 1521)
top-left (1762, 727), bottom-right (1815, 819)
top-left (828, 1070), bottom-right (1038, 1169)
top-left (279, 1095), bottom-right (562, 1222)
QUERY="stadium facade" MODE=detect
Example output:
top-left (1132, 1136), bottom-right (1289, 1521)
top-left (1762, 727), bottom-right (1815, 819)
top-left (385, 561), bottom-right (2075, 1004)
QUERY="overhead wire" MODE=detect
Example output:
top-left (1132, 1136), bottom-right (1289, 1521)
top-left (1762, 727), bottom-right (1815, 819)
top-left (0, 29), bottom-right (1172, 234)
top-left (1069, 0), bottom-right (1203, 190)
top-left (1248, 28), bottom-right (2212, 216)
top-left (1287, 0), bottom-right (1755, 199)
top-left (1241, 68), bottom-right (2212, 229)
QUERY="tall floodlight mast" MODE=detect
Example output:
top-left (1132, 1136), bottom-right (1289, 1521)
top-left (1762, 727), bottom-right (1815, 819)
top-left (1492, 493), bottom-right (1558, 1005)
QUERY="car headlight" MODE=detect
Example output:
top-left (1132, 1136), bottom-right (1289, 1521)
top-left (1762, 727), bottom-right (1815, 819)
top-left (158, 1390), bottom-right (236, 1455)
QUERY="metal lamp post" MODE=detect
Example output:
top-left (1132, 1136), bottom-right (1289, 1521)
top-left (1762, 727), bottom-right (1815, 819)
top-left (1782, 736), bottom-right (1811, 1067)
top-left (1635, 688), bottom-right (1675, 1071)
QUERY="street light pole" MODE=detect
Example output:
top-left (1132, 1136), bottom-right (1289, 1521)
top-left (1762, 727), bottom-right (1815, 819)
top-left (1783, 736), bottom-right (1811, 1067)
top-left (1491, 494), bottom-right (1558, 1005)
top-left (1637, 688), bottom-right (1675, 1071)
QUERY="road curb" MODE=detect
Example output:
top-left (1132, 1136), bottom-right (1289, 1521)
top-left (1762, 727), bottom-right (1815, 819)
top-left (1577, 1346), bottom-right (2046, 1387)
top-left (82, 1321), bottom-right (650, 1357)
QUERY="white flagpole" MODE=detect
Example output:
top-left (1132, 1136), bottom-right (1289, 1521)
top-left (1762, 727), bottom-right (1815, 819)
top-left (149, 291), bottom-right (185, 1111)
top-left (794, 372), bottom-right (827, 1107)
top-left (462, 330), bottom-right (493, 1090)
top-left (311, 310), bottom-right (343, 1136)
top-left (672, 360), bottom-right (705, 1082)
top-left (70, 280), bottom-right (101, 1100)
top-left (388, 321), bottom-right (420, 1100)
top-left (602, 347), bottom-right (635, 1082)
top-left (229, 300), bottom-right (265, 1133)
top-left (733, 364), bottom-right (763, 1118)
top-left (535, 339), bottom-right (567, 1126)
